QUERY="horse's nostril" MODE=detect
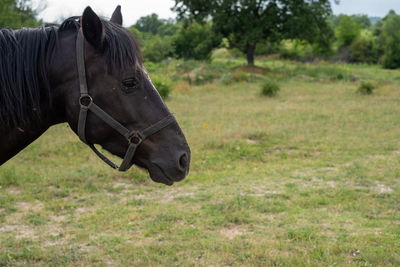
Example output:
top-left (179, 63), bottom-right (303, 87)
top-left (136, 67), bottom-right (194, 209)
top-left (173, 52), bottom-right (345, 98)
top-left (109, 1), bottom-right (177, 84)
top-left (179, 153), bottom-right (188, 170)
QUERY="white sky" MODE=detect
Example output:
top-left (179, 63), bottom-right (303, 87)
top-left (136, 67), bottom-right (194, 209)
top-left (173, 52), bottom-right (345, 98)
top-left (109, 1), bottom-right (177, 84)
top-left (35, 0), bottom-right (400, 27)
top-left (36, 0), bottom-right (176, 26)
top-left (331, 0), bottom-right (399, 18)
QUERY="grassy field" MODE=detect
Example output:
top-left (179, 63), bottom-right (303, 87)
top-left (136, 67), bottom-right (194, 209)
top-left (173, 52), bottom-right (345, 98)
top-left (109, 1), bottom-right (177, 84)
top-left (1, 58), bottom-right (400, 266)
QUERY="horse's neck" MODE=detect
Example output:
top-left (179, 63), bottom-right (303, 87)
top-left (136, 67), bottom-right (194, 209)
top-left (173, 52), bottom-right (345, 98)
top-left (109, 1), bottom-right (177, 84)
top-left (0, 28), bottom-right (71, 165)
top-left (0, 98), bottom-right (65, 165)
top-left (0, 122), bottom-right (50, 165)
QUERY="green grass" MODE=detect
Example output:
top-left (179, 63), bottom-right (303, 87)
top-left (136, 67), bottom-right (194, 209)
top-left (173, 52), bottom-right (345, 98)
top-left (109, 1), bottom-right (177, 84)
top-left (1, 59), bottom-right (400, 266)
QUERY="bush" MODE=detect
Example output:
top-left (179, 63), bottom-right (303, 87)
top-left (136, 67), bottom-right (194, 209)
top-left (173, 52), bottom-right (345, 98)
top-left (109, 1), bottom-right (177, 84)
top-left (142, 35), bottom-right (175, 63)
top-left (279, 40), bottom-right (314, 61)
top-left (350, 34), bottom-right (378, 63)
top-left (220, 73), bottom-right (234, 85)
top-left (228, 48), bottom-right (245, 59)
top-left (380, 14), bottom-right (400, 69)
top-left (336, 16), bottom-right (361, 47)
top-left (173, 22), bottom-right (222, 60)
top-left (151, 75), bottom-right (172, 99)
top-left (336, 73), bottom-right (344, 80)
top-left (232, 72), bottom-right (249, 82)
top-left (357, 81), bottom-right (376, 95)
top-left (187, 66), bottom-right (219, 85)
top-left (261, 80), bottom-right (280, 97)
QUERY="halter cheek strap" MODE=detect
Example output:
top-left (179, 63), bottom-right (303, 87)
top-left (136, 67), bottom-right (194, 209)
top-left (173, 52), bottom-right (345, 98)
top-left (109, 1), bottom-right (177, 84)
top-left (76, 30), bottom-right (175, 171)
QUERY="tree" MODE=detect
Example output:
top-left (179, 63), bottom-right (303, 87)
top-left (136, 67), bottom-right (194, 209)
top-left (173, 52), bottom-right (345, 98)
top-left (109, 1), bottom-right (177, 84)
top-left (173, 0), bottom-right (334, 66)
top-left (134, 13), bottom-right (165, 35)
top-left (142, 35), bottom-right (175, 62)
top-left (350, 34), bottom-right (378, 63)
top-left (356, 15), bottom-right (372, 29)
top-left (173, 22), bottom-right (221, 60)
top-left (380, 12), bottom-right (400, 69)
top-left (330, 14), bottom-right (371, 29)
top-left (0, 0), bottom-right (39, 28)
top-left (130, 16), bottom-right (180, 63)
top-left (335, 15), bottom-right (361, 47)
top-left (157, 22), bottom-right (180, 36)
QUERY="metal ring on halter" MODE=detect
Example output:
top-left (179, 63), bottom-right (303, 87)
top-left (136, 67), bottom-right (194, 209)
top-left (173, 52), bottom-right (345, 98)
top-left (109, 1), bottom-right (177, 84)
top-left (128, 131), bottom-right (143, 145)
top-left (79, 95), bottom-right (93, 109)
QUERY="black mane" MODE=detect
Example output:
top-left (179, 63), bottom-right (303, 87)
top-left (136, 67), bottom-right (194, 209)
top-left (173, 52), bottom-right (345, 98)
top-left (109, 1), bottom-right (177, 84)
top-left (0, 17), bottom-right (141, 128)
top-left (0, 26), bottom-right (57, 127)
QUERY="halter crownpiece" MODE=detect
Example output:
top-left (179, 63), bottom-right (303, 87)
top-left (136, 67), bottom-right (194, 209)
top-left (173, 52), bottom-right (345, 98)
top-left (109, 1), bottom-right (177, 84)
top-left (76, 30), bottom-right (175, 171)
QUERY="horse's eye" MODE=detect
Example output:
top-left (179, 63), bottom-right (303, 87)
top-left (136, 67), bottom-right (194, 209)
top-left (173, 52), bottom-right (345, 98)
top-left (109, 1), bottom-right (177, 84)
top-left (122, 78), bottom-right (137, 88)
top-left (121, 78), bottom-right (139, 93)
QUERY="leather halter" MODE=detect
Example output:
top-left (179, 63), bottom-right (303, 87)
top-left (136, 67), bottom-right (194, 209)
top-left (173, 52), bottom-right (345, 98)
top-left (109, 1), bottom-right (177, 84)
top-left (76, 30), bottom-right (175, 171)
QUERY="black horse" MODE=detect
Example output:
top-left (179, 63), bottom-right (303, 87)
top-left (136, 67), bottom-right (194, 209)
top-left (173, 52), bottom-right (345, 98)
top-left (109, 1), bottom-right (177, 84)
top-left (0, 6), bottom-right (190, 185)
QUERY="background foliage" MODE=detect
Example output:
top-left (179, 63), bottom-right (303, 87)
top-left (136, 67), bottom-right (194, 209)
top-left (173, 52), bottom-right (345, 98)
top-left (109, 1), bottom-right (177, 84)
top-left (0, 0), bottom-right (39, 28)
top-left (3, 0), bottom-right (399, 69)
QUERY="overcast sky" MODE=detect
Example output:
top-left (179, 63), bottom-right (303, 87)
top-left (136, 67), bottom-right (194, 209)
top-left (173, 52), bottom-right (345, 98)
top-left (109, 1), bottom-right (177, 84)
top-left (36, 0), bottom-right (400, 27)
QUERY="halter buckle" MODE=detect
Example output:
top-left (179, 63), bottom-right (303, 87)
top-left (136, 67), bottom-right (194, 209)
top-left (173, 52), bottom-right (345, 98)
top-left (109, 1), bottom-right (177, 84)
top-left (79, 95), bottom-right (93, 110)
top-left (128, 131), bottom-right (143, 145)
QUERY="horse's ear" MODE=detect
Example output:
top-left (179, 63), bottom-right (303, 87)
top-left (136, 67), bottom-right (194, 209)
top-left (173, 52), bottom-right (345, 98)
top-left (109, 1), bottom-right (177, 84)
top-left (81, 6), bottom-right (105, 50)
top-left (110, 5), bottom-right (123, 26)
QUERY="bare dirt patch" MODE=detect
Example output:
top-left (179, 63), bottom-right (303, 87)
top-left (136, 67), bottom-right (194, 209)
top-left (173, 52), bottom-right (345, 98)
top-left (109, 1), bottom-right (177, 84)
top-left (220, 225), bottom-right (247, 239)
top-left (326, 181), bottom-right (336, 188)
top-left (0, 224), bottom-right (36, 239)
top-left (112, 181), bottom-right (134, 189)
top-left (50, 214), bottom-right (66, 223)
top-left (132, 188), bottom-right (196, 202)
top-left (6, 187), bottom-right (21, 195)
top-left (375, 184), bottom-right (393, 194)
top-left (16, 201), bottom-right (44, 212)
top-left (75, 207), bottom-right (90, 215)
top-left (241, 189), bottom-right (281, 197)
top-left (232, 65), bottom-right (269, 74)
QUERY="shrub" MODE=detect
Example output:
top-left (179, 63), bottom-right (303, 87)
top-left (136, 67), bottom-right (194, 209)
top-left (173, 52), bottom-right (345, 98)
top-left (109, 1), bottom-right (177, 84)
top-left (350, 34), bottom-right (378, 63)
top-left (151, 75), bottom-right (172, 99)
top-left (228, 48), bottom-right (245, 59)
top-left (357, 81), bottom-right (376, 95)
top-left (173, 22), bottom-right (222, 60)
top-left (261, 80), bottom-right (280, 97)
top-left (174, 81), bottom-right (190, 93)
top-left (336, 16), bottom-right (361, 47)
top-left (279, 40), bottom-right (314, 61)
top-left (212, 48), bottom-right (231, 60)
top-left (380, 14), bottom-right (400, 69)
top-left (188, 66), bottom-right (218, 85)
top-left (194, 72), bottom-right (216, 85)
top-left (232, 72), bottom-right (249, 82)
top-left (220, 73), bottom-right (234, 85)
top-left (142, 36), bottom-right (175, 63)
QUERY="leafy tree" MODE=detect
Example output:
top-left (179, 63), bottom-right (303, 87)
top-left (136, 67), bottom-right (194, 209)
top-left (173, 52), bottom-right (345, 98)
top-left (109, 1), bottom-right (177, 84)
top-left (380, 12), bottom-right (400, 69)
top-left (142, 35), bottom-right (175, 62)
top-left (134, 13), bottom-right (165, 35)
top-left (128, 25), bottom-right (176, 63)
top-left (330, 14), bottom-right (371, 29)
top-left (157, 22), bottom-right (180, 36)
top-left (356, 15), bottom-right (372, 29)
top-left (350, 34), bottom-right (378, 63)
top-left (0, 0), bottom-right (39, 28)
top-left (335, 15), bottom-right (361, 47)
top-left (130, 16), bottom-right (180, 63)
top-left (173, 0), bottom-right (334, 66)
top-left (173, 22), bottom-right (221, 60)
top-left (128, 26), bottom-right (144, 45)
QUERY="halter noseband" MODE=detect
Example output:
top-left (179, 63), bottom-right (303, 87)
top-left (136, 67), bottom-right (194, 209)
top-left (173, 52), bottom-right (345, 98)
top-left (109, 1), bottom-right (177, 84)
top-left (76, 30), bottom-right (175, 171)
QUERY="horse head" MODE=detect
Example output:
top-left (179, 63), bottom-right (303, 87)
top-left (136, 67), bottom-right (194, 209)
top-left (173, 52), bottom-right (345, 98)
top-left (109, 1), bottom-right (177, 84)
top-left (50, 6), bottom-right (190, 185)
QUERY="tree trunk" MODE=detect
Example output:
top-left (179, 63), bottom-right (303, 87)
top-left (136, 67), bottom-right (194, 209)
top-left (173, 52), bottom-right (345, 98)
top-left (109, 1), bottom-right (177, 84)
top-left (246, 44), bottom-right (255, 66)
